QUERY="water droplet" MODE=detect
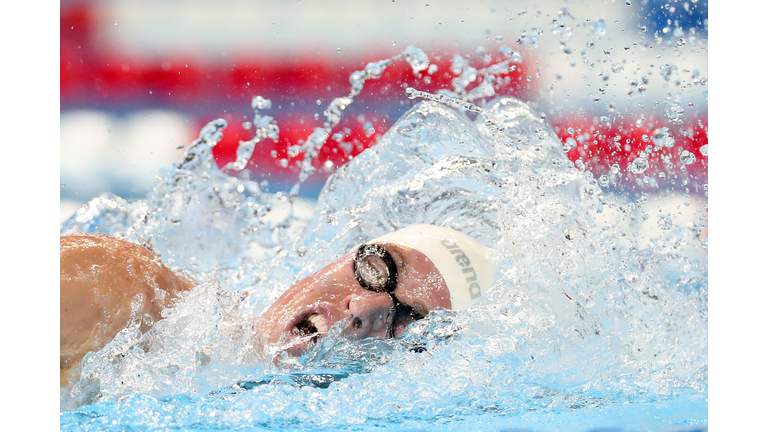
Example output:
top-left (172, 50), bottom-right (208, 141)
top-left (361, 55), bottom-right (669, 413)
top-left (699, 144), bottom-right (708, 156)
top-left (562, 137), bottom-right (577, 152)
top-left (666, 103), bottom-right (684, 123)
top-left (652, 127), bottom-right (675, 148)
top-left (657, 214), bottom-right (673, 231)
top-left (590, 18), bottom-right (607, 37)
top-left (279, 158), bottom-right (289, 168)
top-left (516, 32), bottom-right (539, 46)
top-left (251, 96), bottom-right (271, 111)
top-left (680, 150), bottom-right (696, 165)
top-left (598, 175), bottom-right (610, 187)
top-left (404, 45), bottom-right (430, 73)
top-left (626, 0), bottom-right (632, 5)
top-left (339, 141), bottom-right (353, 154)
top-left (628, 155), bottom-right (649, 174)
top-left (611, 62), bottom-right (624, 73)
top-left (561, 27), bottom-right (575, 41)
top-left (659, 63), bottom-right (677, 81)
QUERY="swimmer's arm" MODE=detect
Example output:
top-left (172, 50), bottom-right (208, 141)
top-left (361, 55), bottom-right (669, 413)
top-left (60, 234), bottom-right (194, 387)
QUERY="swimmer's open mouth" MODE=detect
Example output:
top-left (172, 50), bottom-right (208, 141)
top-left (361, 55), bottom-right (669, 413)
top-left (291, 313), bottom-right (329, 343)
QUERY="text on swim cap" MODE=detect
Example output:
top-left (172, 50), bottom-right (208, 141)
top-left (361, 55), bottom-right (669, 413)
top-left (440, 239), bottom-right (482, 299)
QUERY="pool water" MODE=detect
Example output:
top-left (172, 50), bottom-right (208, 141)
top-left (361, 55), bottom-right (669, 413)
top-left (60, 47), bottom-right (707, 431)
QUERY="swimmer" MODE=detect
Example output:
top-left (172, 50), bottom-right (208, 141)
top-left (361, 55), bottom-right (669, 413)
top-left (60, 224), bottom-right (497, 386)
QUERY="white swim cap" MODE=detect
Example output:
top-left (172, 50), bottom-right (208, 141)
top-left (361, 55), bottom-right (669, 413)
top-left (367, 224), bottom-right (497, 310)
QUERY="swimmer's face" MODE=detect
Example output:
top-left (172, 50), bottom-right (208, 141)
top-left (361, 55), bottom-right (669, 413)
top-left (257, 242), bottom-right (451, 356)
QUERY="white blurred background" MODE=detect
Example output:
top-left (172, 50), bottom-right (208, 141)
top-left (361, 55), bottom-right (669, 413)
top-left (61, 0), bottom-right (708, 224)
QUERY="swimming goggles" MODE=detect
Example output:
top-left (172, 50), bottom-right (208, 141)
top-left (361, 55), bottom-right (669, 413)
top-left (353, 244), bottom-right (425, 337)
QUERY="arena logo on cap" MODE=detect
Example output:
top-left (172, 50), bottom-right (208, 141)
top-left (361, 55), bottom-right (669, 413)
top-left (440, 239), bottom-right (482, 299)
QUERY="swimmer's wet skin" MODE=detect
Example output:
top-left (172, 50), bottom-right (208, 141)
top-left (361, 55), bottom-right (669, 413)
top-left (257, 224), bottom-right (498, 355)
top-left (59, 234), bottom-right (194, 387)
top-left (59, 224), bottom-right (497, 385)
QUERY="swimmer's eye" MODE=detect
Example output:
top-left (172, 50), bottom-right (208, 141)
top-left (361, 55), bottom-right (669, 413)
top-left (355, 243), bottom-right (426, 338)
top-left (354, 244), bottom-right (397, 293)
top-left (356, 253), bottom-right (391, 291)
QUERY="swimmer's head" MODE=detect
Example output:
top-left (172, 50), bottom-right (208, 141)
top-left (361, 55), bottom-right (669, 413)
top-left (256, 224), bottom-right (497, 356)
top-left (364, 224), bottom-right (497, 310)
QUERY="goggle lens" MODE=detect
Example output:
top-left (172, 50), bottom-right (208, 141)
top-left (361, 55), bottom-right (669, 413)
top-left (354, 244), bottom-right (398, 293)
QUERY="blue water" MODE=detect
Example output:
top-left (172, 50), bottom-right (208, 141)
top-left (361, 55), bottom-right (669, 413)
top-left (60, 93), bottom-right (707, 430)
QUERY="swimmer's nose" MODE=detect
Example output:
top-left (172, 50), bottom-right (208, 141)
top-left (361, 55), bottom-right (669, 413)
top-left (344, 293), bottom-right (393, 339)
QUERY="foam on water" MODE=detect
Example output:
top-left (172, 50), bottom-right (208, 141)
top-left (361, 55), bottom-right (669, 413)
top-left (60, 46), bottom-right (707, 430)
